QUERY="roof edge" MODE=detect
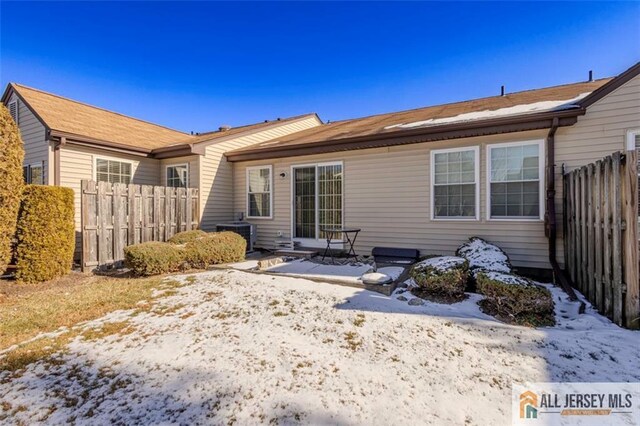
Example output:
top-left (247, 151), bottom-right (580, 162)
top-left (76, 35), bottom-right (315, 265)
top-left (2, 83), bottom-right (51, 132)
top-left (10, 82), bottom-right (192, 137)
top-left (225, 109), bottom-right (584, 162)
top-left (578, 61), bottom-right (640, 109)
top-left (188, 113), bottom-right (322, 149)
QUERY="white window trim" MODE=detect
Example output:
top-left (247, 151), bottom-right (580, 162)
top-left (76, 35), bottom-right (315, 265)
top-left (486, 139), bottom-right (545, 222)
top-left (8, 100), bottom-right (18, 124)
top-left (165, 163), bottom-right (189, 188)
top-left (430, 146), bottom-right (480, 221)
top-left (246, 165), bottom-right (273, 219)
top-left (626, 129), bottom-right (640, 151)
top-left (290, 161), bottom-right (344, 248)
top-left (93, 155), bottom-right (134, 182)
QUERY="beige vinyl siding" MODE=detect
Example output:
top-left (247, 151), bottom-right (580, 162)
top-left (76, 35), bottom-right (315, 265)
top-left (9, 93), bottom-right (49, 183)
top-left (59, 145), bottom-right (161, 256)
top-left (234, 129), bottom-right (551, 269)
top-left (199, 116), bottom-right (321, 231)
top-left (553, 73), bottom-right (640, 265)
top-left (160, 156), bottom-right (199, 188)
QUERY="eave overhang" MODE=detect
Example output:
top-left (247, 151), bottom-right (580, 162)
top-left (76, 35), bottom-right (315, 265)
top-left (224, 108), bottom-right (585, 162)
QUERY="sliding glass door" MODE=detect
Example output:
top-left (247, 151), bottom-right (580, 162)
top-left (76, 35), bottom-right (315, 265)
top-left (292, 162), bottom-right (343, 244)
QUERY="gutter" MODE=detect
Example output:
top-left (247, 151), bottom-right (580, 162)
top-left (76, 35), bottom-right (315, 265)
top-left (53, 136), bottom-right (66, 186)
top-left (545, 117), bottom-right (578, 300)
top-left (48, 130), bottom-right (206, 159)
top-left (225, 109), bottom-right (585, 162)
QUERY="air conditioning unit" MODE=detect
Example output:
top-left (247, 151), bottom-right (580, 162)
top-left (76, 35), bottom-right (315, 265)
top-left (216, 222), bottom-right (256, 252)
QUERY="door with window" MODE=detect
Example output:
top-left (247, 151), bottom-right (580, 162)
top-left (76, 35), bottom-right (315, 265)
top-left (292, 162), bottom-right (343, 246)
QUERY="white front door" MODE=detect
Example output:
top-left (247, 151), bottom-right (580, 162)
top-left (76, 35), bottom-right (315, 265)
top-left (292, 162), bottom-right (343, 248)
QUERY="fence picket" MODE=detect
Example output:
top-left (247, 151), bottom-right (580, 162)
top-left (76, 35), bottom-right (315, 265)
top-left (622, 150), bottom-right (639, 328)
top-left (611, 152), bottom-right (623, 326)
top-left (594, 161), bottom-right (603, 312)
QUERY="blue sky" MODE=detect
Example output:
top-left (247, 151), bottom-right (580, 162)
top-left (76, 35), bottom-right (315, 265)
top-left (1, 1), bottom-right (638, 133)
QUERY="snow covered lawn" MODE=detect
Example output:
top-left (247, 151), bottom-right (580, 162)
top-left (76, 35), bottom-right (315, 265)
top-left (1, 269), bottom-right (639, 425)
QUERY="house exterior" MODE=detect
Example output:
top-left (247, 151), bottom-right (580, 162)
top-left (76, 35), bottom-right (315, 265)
top-left (225, 62), bottom-right (640, 273)
top-left (0, 83), bottom-right (321, 255)
top-left (2, 62), bottom-right (638, 273)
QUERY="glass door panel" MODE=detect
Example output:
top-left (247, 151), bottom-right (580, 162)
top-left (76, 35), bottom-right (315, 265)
top-left (293, 167), bottom-right (316, 239)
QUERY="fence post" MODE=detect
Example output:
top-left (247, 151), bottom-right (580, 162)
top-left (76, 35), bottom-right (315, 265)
top-left (622, 150), bottom-right (639, 329)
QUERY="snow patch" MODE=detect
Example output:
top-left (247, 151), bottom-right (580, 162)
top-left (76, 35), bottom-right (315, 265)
top-left (384, 93), bottom-right (590, 130)
top-left (264, 258), bottom-right (374, 283)
top-left (414, 256), bottom-right (466, 272)
top-left (479, 270), bottom-right (533, 287)
top-left (456, 237), bottom-right (511, 274)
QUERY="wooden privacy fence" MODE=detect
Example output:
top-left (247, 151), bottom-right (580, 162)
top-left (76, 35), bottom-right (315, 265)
top-left (563, 150), bottom-right (639, 329)
top-left (81, 180), bottom-right (199, 271)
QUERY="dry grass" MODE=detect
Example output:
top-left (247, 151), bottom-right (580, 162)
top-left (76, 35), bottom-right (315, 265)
top-left (0, 274), bottom-right (184, 352)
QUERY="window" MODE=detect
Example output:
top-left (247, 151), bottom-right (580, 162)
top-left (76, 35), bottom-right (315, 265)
top-left (626, 129), bottom-right (640, 216)
top-left (488, 141), bottom-right (543, 219)
top-left (95, 158), bottom-right (132, 184)
top-left (166, 164), bottom-right (189, 188)
top-left (8, 100), bottom-right (18, 124)
top-left (22, 162), bottom-right (44, 184)
top-left (246, 165), bottom-right (272, 218)
top-left (626, 129), bottom-right (640, 167)
top-left (30, 163), bottom-right (44, 185)
top-left (431, 147), bottom-right (479, 219)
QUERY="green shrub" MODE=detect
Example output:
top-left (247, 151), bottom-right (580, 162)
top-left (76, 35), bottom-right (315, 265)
top-left (184, 231), bottom-right (246, 268)
top-left (411, 256), bottom-right (469, 296)
top-left (476, 271), bottom-right (554, 326)
top-left (124, 242), bottom-right (185, 276)
top-left (15, 186), bottom-right (75, 283)
top-left (167, 229), bottom-right (208, 245)
top-left (0, 104), bottom-right (25, 273)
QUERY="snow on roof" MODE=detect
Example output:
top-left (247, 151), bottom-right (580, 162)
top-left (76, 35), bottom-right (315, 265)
top-left (384, 92), bottom-right (591, 130)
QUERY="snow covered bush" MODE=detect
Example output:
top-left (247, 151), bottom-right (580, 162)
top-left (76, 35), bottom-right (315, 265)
top-left (411, 256), bottom-right (469, 297)
top-left (168, 230), bottom-right (208, 245)
top-left (456, 237), bottom-right (512, 275)
top-left (476, 271), bottom-right (554, 326)
top-left (183, 231), bottom-right (246, 269)
top-left (124, 242), bottom-right (185, 276)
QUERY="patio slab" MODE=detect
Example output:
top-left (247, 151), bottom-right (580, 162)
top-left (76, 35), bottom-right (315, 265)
top-left (226, 257), bottom-right (406, 295)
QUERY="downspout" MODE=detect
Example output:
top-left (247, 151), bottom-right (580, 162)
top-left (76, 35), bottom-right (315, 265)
top-left (546, 117), bottom-right (578, 300)
top-left (53, 136), bottom-right (66, 186)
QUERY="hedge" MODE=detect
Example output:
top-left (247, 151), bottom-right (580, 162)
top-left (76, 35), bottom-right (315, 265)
top-left (476, 271), bottom-right (554, 326)
top-left (0, 104), bottom-right (25, 273)
top-left (411, 256), bottom-right (469, 296)
top-left (184, 231), bottom-right (246, 269)
top-left (167, 229), bottom-right (208, 245)
top-left (15, 186), bottom-right (75, 283)
top-left (124, 242), bottom-right (185, 276)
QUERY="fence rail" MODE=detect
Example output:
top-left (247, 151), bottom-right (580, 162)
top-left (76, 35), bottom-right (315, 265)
top-left (81, 180), bottom-right (199, 271)
top-left (563, 150), bottom-right (639, 329)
